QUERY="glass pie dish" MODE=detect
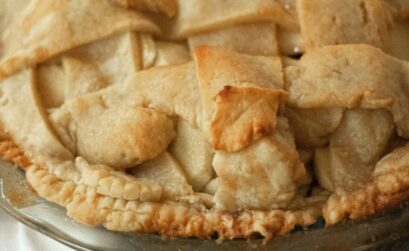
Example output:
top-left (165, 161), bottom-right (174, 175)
top-left (2, 0), bottom-right (409, 249)
top-left (1, 158), bottom-right (409, 251)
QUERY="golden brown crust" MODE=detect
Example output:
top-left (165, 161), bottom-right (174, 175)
top-left (324, 183), bottom-right (409, 225)
top-left (7, 124), bottom-right (409, 238)
top-left (0, 127), bottom-right (321, 240)
top-left (26, 161), bottom-right (322, 240)
top-left (323, 144), bottom-right (409, 224)
top-left (50, 99), bottom-right (177, 170)
top-left (0, 129), bottom-right (31, 168)
top-left (1, 0), bottom-right (409, 243)
top-left (194, 46), bottom-right (285, 152)
top-left (211, 86), bottom-right (287, 152)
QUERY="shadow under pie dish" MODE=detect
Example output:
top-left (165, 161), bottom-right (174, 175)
top-left (0, 0), bottom-right (409, 243)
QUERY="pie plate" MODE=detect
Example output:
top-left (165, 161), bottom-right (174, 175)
top-left (1, 159), bottom-right (409, 251)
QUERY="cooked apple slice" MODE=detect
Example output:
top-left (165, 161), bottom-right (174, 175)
top-left (285, 107), bottom-right (345, 147)
top-left (314, 109), bottom-right (395, 191)
top-left (154, 41), bottom-right (191, 66)
top-left (331, 108), bottom-right (394, 165)
top-left (315, 146), bottom-right (373, 191)
top-left (298, 148), bottom-right (313, 164)
top-left (277, 28), bottom-right (304, 56)
top-left (140, 33), bottom-right (157, 69)
top-left (37, 63), bottom-right (66, 109)
top-left (390, 22), bottom-right (409, 63)
top-left (130, 151), bottom-right (193, 199)
top-left (314, 147), bottom-right (334, 191)
top-left (204, 177), bottom-right (219, 195)
top-left (169, 118), bottom-right (215, 191)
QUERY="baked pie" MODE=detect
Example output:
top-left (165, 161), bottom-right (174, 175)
top-left (0, 0), bottom-right (409, 242)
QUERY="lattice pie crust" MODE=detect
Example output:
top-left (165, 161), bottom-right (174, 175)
top-left (0, 0), bottom-right (409, 241)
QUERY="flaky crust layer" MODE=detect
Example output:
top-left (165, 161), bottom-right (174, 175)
top-left (28, 163), bottom-right (321, 240)
top-left (324, 181), bottom-right (409, 225)
top-left (0, 129), bottom-right (31, 169)
top-left (2, 126), bottom-right (409, 240)
top-left (324, 144), bottom-right (409, 224)
top-left (0, 128), bottom-right (323, 240)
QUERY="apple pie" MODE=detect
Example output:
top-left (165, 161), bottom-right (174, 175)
top-left (0, 0), bottom-right (409, 242)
